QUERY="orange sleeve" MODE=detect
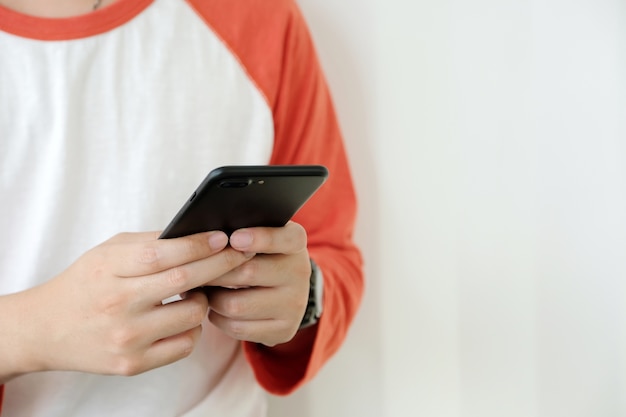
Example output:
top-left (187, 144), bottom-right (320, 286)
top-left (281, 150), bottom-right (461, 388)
top-left (187, 0), bottom-right (364, 394)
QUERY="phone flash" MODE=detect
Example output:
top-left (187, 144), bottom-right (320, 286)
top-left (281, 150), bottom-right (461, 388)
top-left (257, 180), bottom-right (265, 185)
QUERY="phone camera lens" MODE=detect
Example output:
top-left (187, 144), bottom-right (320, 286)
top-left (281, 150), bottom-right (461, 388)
top-left (219, 180), bottom-right (251, 188)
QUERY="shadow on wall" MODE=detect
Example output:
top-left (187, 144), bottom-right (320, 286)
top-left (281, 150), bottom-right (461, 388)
top-left (268, 1), bottom-right (383, 416)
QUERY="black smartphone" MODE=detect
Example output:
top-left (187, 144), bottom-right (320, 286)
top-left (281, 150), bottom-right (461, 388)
top-left (159, 165), bottom-right (329, 239)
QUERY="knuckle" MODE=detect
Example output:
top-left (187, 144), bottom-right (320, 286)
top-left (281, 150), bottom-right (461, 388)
top-left (223, 295), bottom-right (245, 317)
top-left (226, 320), bottom-right (249, 340)
top-left (287, 223), bottom-right (308, 252)
top-left (281, 288), bottom-right (308, 321)
top-left (294, 223), bottom-right (308, 244)
top-left (109, 326), bottom-right (139, 351)
top-left (137, 244), bottom-right (160, 265)
top-left (98, 293), bottom-right (129, 316)
top-left (296, 258), bottom-right (312, 281)
top-left (258, 326), bottom-right (295, 347)
top-left (238, 261), bottom-right (257, 284)
top-left (293, 289), bottom-right (309, 313)
top-left (84, 243), bottom-right (109, 268)
top-left (281, 326), bottom-right (299, 344)
top-left (177, 332), bottom-right (197, 359)
top-left (112, 356), bottom-right (143, 377)
top-left (273, 322), bottom-right (299, 346)
top-left (165, 266), bottom-right (189, 291)
top-left (222, 249), bottom-right (245, 269)
top-left (178, 236), bottom-right (202, 260)
top-left (182, 302), bottom-right (206, 327)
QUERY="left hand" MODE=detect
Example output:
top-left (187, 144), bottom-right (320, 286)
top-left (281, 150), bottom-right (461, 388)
top-left (203, 221), bottom-right (311, 347)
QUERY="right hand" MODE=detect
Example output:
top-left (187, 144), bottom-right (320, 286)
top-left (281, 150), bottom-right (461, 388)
top-left (0, 230), bottom-right (253, 380)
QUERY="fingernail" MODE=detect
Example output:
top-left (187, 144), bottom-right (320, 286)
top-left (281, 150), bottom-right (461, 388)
top-left (230, 230), bottom-right (253, 248)
top-left (208, 232), bottom-right (228, 250)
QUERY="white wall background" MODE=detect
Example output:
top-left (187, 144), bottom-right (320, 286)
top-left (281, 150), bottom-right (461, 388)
top-left (270, 1), bottom-right (626, 416)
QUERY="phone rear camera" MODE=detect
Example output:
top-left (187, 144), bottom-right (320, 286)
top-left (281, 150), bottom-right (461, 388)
top-left (219, 180), bottom-right (251, 188)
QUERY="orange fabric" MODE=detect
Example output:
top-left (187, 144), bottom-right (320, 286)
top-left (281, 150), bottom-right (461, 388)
top-left (0, 0), bottom-right (152, 40)
top-left (188, 0), bottom-right (364, 395)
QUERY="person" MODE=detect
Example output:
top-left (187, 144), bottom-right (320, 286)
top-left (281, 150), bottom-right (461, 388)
top-left (0, 0), bottom-right (364, 415)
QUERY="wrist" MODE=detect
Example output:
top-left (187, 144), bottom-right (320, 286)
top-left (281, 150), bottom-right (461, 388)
top-left (0, 289), bottom-right (46, 382)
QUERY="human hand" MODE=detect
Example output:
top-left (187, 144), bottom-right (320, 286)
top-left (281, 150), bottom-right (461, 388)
top-left (3, 230), bottom-right (254, 378)
top-left (203, 221), bottom-right (311, 347)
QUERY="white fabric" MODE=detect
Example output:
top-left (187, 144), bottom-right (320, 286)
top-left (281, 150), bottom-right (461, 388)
top-left (0, 0), bottom-right (273, 415)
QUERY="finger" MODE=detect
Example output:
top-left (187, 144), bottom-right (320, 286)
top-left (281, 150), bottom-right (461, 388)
top-left (207, 254), bottom-right (308, 288)
top-left (136, 291), bottom-right (208, 340)
top-left (207, 287), bottom-right (273, 321)
top-left (207, 311), bottom-right (296, 346)
top-left (206, 286), bottom-right (305, 322)
top-left (133, 248), bottom-right (255, 303)
top-left (133, 325), bottom-right (203, 375)
top-left (111, 231), bottom-right (229, 277)
top-left (228, 221), bottom-right (307, 255)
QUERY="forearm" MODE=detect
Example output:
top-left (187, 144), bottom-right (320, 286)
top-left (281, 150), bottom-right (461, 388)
top-left (0, 290), bottom-right (42, 384)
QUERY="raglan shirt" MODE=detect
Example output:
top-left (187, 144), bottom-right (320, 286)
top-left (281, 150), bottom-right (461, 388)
top-left (0, 0), bottom-right (363, 415)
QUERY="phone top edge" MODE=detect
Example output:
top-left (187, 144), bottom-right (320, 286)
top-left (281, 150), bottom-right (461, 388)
top-left (209, 165), bottom-right (329, 179)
